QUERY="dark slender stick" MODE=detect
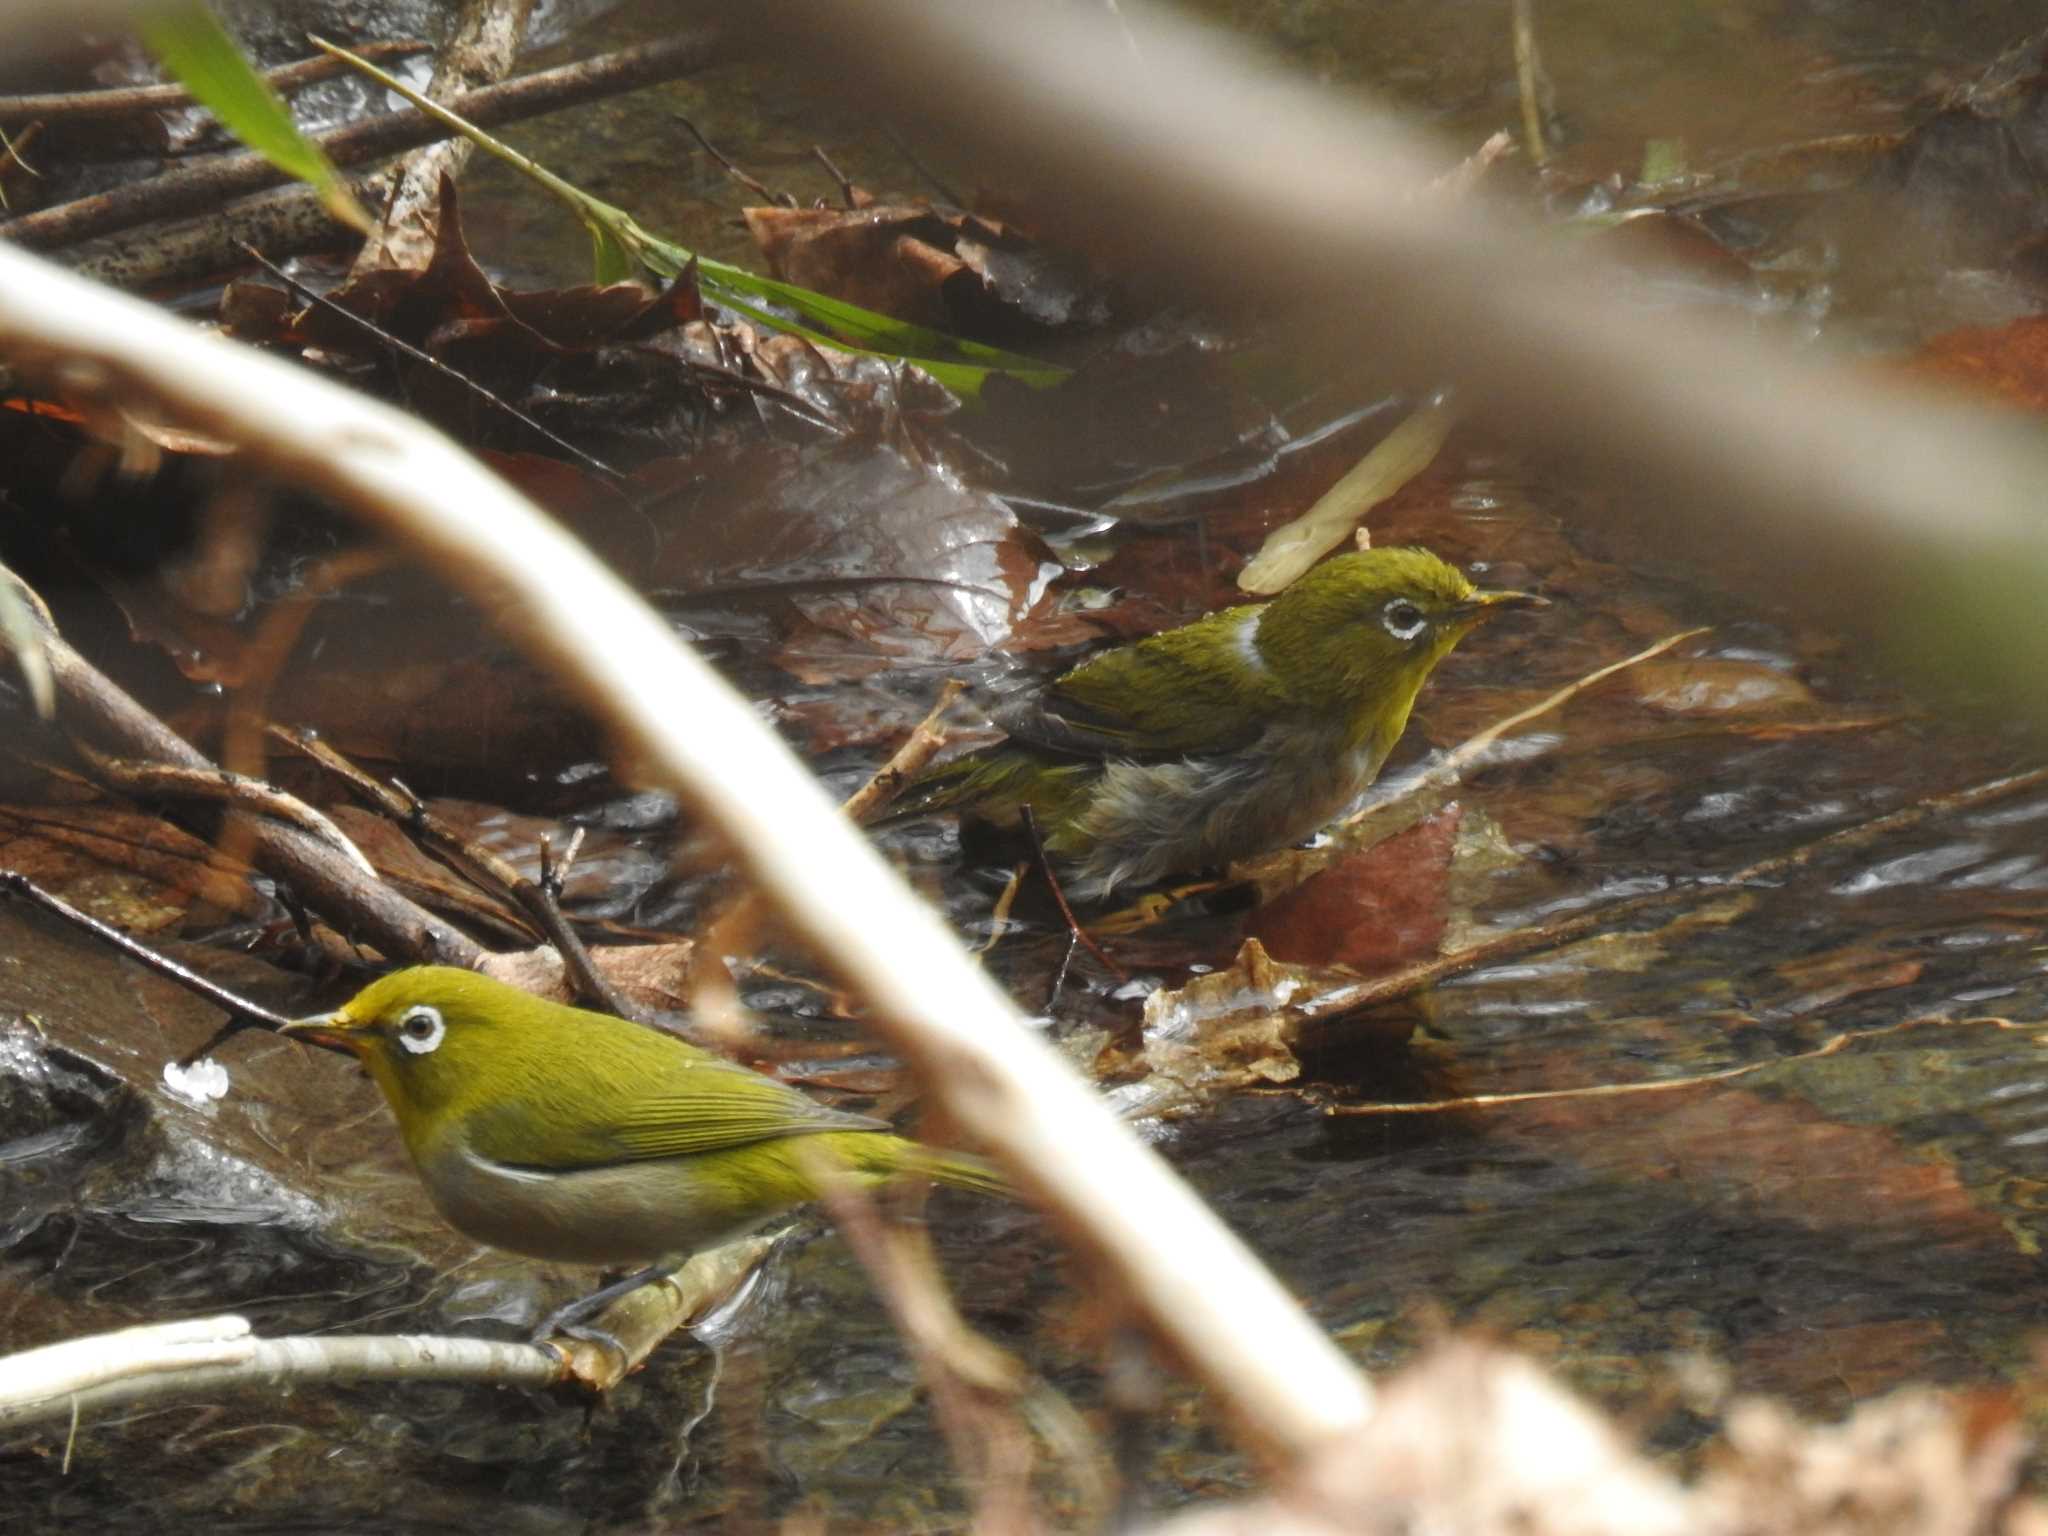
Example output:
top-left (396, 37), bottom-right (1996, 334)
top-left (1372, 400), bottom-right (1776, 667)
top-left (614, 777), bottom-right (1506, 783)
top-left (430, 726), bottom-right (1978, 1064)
top-left (523, 829), bottom-right (638, 1020)
top-left (237, 241), bottom-right (629, 484)
top-left (70, 169), bottom-right (396, 291)
top-left (0, 869), bottom-right (338, 1067)
top-left (1, 31), bottom-right (724, 251)
top-left (676, 114), bottom-right (791, 207)
top-left (811, 144), bottom-right (857, 208)
top-left (882, 122), bottom-right (963, 208)
top-left (0, 41), bottom-right (432, 122)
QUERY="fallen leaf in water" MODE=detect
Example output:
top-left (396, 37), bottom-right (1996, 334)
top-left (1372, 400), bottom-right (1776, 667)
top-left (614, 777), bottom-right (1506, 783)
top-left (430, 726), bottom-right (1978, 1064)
top-left (1246, 804), bottom-right (1462, 971)
top-left (1899, 313), bottom-right (2048, 412)
top-left (1141, 939), bottom-right (1308, 1089)
top-left (640, 439), bottom-right (1054, 679)
top-left (1612, 657), bottom-right (1817, 717)
top-left (1117, 938), bottom-right (1410, 1119)
top-left (745, 201), bottom-right (1106, 337)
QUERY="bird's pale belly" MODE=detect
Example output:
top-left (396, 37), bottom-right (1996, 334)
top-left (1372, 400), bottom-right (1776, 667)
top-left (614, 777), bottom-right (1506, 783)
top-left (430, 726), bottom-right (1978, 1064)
top-left (1066, 737), bottom-right (1386, 896)
top-left (419, 1142), bottom-right (792, 1265)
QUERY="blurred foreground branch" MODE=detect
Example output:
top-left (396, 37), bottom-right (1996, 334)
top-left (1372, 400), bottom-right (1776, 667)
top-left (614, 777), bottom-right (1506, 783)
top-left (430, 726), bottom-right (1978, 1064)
top-left (700, 0), bottom-right (2048, 718)
top-left (0, 238), bottom-right (1375, 1465)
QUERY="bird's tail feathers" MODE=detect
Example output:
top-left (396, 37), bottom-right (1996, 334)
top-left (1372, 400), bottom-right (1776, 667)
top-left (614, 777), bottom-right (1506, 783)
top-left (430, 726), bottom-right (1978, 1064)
top-left (918, 1147), bottom-right (1010, 1199)
top-left (880, 746), bottom-right (1038, 824)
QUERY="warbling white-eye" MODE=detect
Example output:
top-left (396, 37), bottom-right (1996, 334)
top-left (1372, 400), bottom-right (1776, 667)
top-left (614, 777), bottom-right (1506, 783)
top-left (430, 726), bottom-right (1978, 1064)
top-left (895, 547), bottom-right (1544, 897)
top-left (282, 966), bottom-right (1003, 1335)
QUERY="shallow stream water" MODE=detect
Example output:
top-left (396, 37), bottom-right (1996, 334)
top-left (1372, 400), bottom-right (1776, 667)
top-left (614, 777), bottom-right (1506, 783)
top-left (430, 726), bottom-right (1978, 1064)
top-left (7, 0), bottom-right (2048, 1530)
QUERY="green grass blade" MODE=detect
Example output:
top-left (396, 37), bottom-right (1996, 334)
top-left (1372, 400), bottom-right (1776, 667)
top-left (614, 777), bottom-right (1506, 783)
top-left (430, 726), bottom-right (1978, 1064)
top-left (310, 36), bottom-right (1067, 396)
top-left (140, 2), bottom-right (370, 232)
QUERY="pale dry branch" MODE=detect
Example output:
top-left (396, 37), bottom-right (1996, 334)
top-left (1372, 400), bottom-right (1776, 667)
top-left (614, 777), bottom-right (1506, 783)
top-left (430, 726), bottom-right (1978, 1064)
top-left (0, 1234), bottom-right (777, 1424)
top-left (0, 239), bottom-right (1376, 1464)
top-left (0, 1315), bottom-right (561, 1430)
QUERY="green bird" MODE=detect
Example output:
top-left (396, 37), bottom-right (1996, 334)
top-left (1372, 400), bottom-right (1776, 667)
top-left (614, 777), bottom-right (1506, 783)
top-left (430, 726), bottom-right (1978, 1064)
top-left (895, 547), bottom-right (1543, 897)
top-left (283, 966), bottom-right (1002, 1335)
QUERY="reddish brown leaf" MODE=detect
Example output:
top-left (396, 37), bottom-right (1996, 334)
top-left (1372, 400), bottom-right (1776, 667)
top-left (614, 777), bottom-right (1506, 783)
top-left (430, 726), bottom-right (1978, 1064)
top-left (1248, 804), bottom-right (1463, 972)
top-left (1900, 314), bottom-right (2048, 413)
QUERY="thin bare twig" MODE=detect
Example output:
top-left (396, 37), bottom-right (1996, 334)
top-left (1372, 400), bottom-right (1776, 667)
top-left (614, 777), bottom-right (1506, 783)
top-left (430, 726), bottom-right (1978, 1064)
top-left (526, 827), bottom-right (637, 1019)
top-left (811, 143), bottom-right (858, 208)
top-left (0, 40), bottom-right (431, 121)
top-left (1, 31), bottom-right (723, 252)
top-left (1299, 764), bottom-right (2048, 1041)
top-left (1323, 1014), bottom-right (2035, 1117)
top-left (238, 241), bottom-right (627, 482)
top-left (677, 114), bottom-right (792, 207)
top-left (0, 869), bottom-right (298, 1038)
top-left (843, 678), bottom-right (969, 826)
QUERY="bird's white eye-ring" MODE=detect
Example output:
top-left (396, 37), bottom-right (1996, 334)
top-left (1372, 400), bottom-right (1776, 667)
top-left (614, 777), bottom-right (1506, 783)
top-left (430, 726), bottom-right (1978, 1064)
top-left (396, 1004), bottom-right (445, 1054)
top-left (1382, 598), bottom-right (1428, 640)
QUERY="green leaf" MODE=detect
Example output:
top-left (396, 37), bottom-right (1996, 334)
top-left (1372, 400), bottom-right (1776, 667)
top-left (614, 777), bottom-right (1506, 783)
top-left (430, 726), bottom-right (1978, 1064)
top-left (587, 220), bottom-right (638, 287)
top-left (309, 36), bottom-right (1068, 398)
top-left (139, 1), bottom-right (370, 233)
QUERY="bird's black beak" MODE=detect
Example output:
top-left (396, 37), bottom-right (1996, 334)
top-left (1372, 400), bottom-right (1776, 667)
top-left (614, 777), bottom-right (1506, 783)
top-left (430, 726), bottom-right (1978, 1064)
top-left (280, 1012), bottom-right (361, 1056)
top-left (1452, 588), bottom-right (1548, 622)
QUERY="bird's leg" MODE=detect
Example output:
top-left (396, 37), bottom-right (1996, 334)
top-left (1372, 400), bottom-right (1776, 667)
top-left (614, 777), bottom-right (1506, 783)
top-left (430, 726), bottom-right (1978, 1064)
top-left (1017, 807), bottom-right (1126, 985)
top-left (530, 1262), bottom-right (677, 1348)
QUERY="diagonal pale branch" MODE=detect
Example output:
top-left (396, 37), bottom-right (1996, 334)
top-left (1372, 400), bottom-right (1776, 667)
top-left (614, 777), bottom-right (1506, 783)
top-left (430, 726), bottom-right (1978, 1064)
top-left (687, 0), bottom-right (2048, 721)
top-left (0, 241), bottom-right (1375, 1462)
top-left (0, 1230), bottom-right (776, 1425)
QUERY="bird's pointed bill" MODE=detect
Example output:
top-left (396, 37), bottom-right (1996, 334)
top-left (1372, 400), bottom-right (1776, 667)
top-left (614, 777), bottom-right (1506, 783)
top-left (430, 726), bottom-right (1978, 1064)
top-left (280, 1012), bottom-right (360, 1052)
top-left (1450, 588), bottom-right (1548, 622)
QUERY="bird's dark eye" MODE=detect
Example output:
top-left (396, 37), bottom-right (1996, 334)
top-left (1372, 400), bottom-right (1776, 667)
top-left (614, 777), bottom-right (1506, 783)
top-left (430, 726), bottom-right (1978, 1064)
top-left (396, 1004), bottom-right (445, 1055)
top-left (1382, 599), bottom-right (1428, 640)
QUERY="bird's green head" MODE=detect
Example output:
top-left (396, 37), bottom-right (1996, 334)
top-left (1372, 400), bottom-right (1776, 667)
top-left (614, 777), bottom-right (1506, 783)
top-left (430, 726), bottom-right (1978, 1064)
top-left (1256, 546), bottom-right (1544, 745)
top-left (282, 966), bottom-right (559, 1142)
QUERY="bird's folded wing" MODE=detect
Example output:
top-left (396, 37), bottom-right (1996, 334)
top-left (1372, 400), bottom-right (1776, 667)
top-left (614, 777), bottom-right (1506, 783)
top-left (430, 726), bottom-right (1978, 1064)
top-left (602, 1062), bottom-right (891, 1159)
top-left (473, 1056), bottom-right (891, 1168)
top-left (998, 606), bottom-right (1276, 760)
